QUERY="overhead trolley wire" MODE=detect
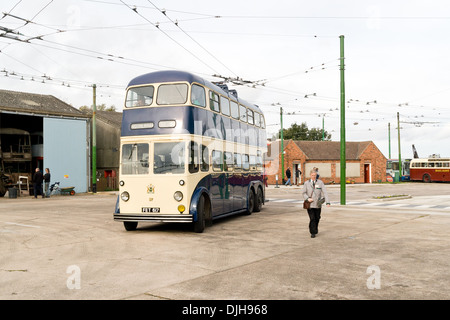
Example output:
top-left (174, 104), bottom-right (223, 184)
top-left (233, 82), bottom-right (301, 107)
top-left (119, 0), bottom-right (221, 75)
top-left (1, 0), bottom-right (23, 19)
top-left (0, 16), bottom-right (219, 81)
top-left (0, 20), bottom-right (180, 72)
top-left (1, 67), bottom-right (125, 92)
top-left (146, 0), bottom-right (238, 78)
top-left (6, 0), bottom-right (54, 34)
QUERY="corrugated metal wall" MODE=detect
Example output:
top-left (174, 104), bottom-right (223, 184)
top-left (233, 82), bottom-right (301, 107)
top-left (43, 118), bottom-right (88, 193)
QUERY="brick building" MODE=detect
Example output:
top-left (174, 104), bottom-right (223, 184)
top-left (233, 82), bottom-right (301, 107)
top-left (265, 140), bottom-right (387, 185)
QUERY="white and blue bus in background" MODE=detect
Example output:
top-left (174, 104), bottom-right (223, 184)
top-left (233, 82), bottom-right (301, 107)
top-left (386, 158), bottom-right (411, 182)
top-left (114, 70), bottom-right (267, 232)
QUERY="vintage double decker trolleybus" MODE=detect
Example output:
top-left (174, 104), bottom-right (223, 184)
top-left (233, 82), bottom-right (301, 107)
top-left (114, 70), bottom-right (267, 232)
top-left (409, 157), bottom-right (450, 183)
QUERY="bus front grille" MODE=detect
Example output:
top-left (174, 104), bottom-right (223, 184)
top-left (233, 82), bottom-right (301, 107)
top-left (114, 214), bottom-right (193, 223)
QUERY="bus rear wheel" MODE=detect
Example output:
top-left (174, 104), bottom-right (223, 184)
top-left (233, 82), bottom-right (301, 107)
top-left (254, 187), bottom-right (263, 212)
top-left (244, 190), bottom-right (255, 215)
top-left (423, 174), bottom-right (431, 183)
top-left (123, 221), bottom-right (138, 231)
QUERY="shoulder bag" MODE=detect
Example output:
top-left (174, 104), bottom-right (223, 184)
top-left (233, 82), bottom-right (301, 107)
top-left (303, 199), bottom-right (311, 209)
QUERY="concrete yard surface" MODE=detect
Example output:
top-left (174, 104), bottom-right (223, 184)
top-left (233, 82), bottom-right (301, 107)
top-left (1, 183), bottom-right (450, 300)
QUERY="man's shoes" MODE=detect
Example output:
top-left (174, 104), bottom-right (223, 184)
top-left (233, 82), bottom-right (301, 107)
top-left (311, 234), bottom-right (315, 238)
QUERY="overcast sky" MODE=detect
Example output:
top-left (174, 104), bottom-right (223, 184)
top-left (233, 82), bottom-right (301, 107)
top-left (1, 0), bottom-right (450, 159)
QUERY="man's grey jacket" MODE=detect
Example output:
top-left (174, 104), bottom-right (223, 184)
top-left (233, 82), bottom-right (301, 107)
top-left (302, 179), bottom-right (330, 208)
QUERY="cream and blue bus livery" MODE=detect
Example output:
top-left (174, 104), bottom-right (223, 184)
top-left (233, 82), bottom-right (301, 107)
top-left (114, 70), bottom-right (267, 232)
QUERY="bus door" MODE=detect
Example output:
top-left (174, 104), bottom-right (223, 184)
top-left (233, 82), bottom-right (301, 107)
top-left (223, 151), bottom-right (234, 213)
top-left (211, 149), bottom-right (225, 215)
top-left (232, 153), bottom-right (245, 211)
top-left (242, 153), bottom-right (251, 205)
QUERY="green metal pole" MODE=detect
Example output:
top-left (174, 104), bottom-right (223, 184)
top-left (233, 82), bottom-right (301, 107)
top-left (397, 112), bottom-right (402, 182)
top-left (92, 84), bottom-right (97, 193)
top-left (340, 35), bottom-right (346, 205)
top-left (280, 106), bottom-right (284, 182)
top-left (388, 122), bottom-right (391, 159)
top-left (322, 114), bottom-right (325, 141)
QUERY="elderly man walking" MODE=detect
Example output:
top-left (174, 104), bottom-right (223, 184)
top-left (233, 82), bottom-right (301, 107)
top-left (302, 169), bottom-right (330, 238)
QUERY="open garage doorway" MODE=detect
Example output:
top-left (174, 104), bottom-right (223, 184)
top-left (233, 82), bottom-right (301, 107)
top-left (0, 113), bottom-right (43, 193)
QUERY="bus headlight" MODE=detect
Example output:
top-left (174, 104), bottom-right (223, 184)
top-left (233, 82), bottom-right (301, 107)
top-left (121, 191), bottom-right (130, 202)
top-left (174, 191), bottom-right (183, 202)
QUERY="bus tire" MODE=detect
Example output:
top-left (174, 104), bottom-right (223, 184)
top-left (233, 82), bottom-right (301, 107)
top-left (245, 189), bottom-right (255, 215)
top-left (123, 221), bottom-right (138, 231)
top-left (423, 174), bottom-right (431, 183)
top-left (254, 187), bottom-right (263, 212)
top-left (194, 195), bottom-right (206, 233)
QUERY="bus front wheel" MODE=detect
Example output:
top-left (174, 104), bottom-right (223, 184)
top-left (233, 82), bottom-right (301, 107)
top-left (194, 195), bottom-right (206, 233)
top-left (123, 221), bottom-right (138, 231)
top-left (423, 174), bottom-right (431, 183)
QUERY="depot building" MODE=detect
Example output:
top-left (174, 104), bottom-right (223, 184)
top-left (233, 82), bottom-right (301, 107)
top-left (0, 89), bottom-right (91, 193)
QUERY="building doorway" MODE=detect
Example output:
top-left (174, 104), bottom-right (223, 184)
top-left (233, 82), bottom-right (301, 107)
top-left (294, 163), bottom-right (302, 185)
top-left (364, 163), bottom-right (371, 183)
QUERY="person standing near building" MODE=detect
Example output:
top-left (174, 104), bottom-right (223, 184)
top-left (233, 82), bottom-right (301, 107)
top-left (43, 168), bottom-right (51, 198)
top-left (295, 167), bottom-right (301, 186)
top-left (302, 169), bottom-right (330, 238)
top-left (33, 168), bottom-right (44, 199)
top-left (285, 167), bottom-right (291, 186)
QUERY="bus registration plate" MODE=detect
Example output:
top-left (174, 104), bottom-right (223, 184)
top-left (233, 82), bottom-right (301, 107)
top-left (142, 207), bottom-right (160, 213)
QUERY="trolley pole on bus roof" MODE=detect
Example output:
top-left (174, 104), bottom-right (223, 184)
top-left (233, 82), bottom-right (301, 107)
top-left (340, 35), bottom-right (346, 205)
top-left (397, 112), bottom-right (402, 183)
top-left (280, 106), bottom-right (285, 183)
top-left (92, 84), bottom-right (97, 193)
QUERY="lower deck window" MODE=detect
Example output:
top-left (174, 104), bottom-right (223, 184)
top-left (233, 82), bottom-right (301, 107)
top-left (121, 143), bottom-right (149, 175)
top-left (154, 142), bottom-right (185, 174)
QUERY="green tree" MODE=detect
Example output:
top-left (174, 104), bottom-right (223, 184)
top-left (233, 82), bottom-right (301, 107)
top-left (275, 122), bottom-right (331, 141)
top-left (79, 104), bottom-right (116, 112)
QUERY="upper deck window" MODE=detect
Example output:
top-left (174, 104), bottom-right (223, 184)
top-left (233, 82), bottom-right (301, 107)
top-left (230, 101), bottom-right (239, 119)
top-left (209, 91), bottom-right (220, 112)
top-left (191, 84), bottom-right (206, 107)
top-left (247, 109), bottom-right (254, 125)
top-left (157, 83), bottom-right (188, 105)
top-left (220, 96), bottom-right (230, 116)
top-left (126, 86), bottom-right (154, 108)
top-left (239, 104), bottom-right (247, 123)
top-left (254, 112), bottom-right (261, 127)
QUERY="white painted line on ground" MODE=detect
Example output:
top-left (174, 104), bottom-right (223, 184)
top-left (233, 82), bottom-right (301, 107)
top-left (3, 222), bottom-right (40, 228)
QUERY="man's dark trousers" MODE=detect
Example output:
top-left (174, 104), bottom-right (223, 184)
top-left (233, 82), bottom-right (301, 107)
top-left (34, 183), bottom-right (43, 198)
top-left (307, 208), bottom-right (321, 235)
